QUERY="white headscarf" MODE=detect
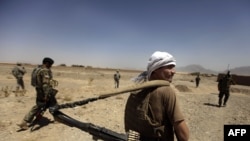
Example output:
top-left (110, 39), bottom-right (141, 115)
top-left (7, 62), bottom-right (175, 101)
top-left (132, 51), bottom-right (176, 83)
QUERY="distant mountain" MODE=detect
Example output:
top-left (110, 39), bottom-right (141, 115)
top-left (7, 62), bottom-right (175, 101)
top-left (177, 64), bottom-right (250, 76)
top-left (226, 66), bottom-right (250, 76)
top-left (176, 64), bottom-right (218, 74)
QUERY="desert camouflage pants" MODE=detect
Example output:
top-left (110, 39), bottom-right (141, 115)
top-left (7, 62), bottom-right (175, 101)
top-left (23, 89), bottom-right (57, 123)
top-left (114, 79), bottom-right (120, 88)
top-left (16, 77), bottom-right (25, 90)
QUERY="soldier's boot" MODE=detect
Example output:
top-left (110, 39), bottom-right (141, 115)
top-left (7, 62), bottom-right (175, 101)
top-left (17, 120), bottom-right (29, 130)
top-left (223, 102), bottom-right (227, 107)
top-left (218, 99), bottom-right (222, 107)
top-left (223, 96), bottom-right (229, 107)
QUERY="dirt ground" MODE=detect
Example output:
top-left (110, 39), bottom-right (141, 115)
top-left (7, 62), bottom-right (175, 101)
top-left (0, 64), bottom-right (250, 141)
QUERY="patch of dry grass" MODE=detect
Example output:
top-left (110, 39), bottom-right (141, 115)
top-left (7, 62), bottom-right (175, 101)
top-left (231, 87), bottom-right (250, 95)
top-left (175, 85), bottom-right (192, 92)
top-left (0, 86), bottom-right (12, 97)
top-left (63, 95), bottom-right (72, 101)
top-left (88, 77), bottom-right (94, 86)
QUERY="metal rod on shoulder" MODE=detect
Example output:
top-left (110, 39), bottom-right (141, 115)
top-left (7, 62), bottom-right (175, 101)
top-left (51, 80), bottom-right (169, 111)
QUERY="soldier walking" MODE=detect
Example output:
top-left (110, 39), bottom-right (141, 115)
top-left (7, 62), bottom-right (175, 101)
top-left (12, 63), bottom-right (26, 92)
top-left (218, 71), bottom-right (235, 107)
top-left (17, 57), bottom-right (59, 130)
top-left (114, 70), bottom-right (121, 88)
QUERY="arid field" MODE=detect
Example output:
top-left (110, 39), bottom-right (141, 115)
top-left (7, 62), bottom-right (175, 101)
top-left (0, 63), bottom-right (250, 141)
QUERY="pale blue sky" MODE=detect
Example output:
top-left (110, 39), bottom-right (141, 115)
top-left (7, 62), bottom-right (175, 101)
top-left (0, 0), bottom-right (249, 71)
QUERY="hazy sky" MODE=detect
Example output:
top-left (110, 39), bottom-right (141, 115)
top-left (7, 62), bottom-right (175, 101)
top-left (0, 0), bottom-right (249, 71)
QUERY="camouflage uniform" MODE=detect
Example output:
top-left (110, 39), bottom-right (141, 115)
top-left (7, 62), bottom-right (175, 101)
top-left (18, 57), bottom-right (58, 129)
top-left (218, 72), bottom-right (235, 107)
top-left (12, 64), bottom-right (26, 91)
top-left (23, 67), bottom-right (58, 122)
top-left (114, 71), bottom-right (121, 88)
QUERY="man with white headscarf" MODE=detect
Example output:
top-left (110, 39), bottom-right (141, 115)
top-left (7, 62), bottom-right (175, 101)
top-left (125, 51), bottom-right (189, 141)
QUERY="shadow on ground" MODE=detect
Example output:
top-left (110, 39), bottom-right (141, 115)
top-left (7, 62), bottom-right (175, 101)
top-left (203, 102), bottom-right (220, 108)
top-left (16, 117), bottom-right (53, 132)
top-left (210, 93), bottom-right (219, 95)
top-left (30, 116), bottom-right (53, 132)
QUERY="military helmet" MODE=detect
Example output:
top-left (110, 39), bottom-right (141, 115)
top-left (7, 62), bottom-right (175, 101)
top-left (42, 57), bottom-right (54, 65)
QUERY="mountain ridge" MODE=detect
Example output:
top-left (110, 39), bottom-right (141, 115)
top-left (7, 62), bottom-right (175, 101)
top-left (176, 64), bottom-right (250, 76)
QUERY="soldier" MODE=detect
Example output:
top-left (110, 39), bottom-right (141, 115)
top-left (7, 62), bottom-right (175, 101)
top-left (17, 57), bottom-right (58, 130)
top-left (114, 70), bottom-right (121, 88)
top-left (195, 73), bottom-right (201, 88)
top-left (12, 63), bottom-right (26, 92)
top-left (218, 71), bottom-right (236, 107)
top-left (124, 51), bottom-right (189, 141)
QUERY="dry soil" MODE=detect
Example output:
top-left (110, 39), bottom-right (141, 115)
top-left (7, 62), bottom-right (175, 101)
top-left (0, 64), bottom-right (250, 141)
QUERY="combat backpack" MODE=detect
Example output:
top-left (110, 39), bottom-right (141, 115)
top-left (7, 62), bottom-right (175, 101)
top-left (31, 65), bottom-right (42, 87)
top-left (114, 73), bottom-right (120, 80)
top-left (125, 86), bottom-right (169, 138)
top-left (12, 67), bottom-right (19, 78)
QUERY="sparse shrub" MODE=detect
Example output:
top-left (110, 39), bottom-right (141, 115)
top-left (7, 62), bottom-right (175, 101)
top-left (63, 95), bottom-right (72, 101)
top-left (86, 66), bottom-right (92, 69)
top-left (190, 72), bottom-right (200, 76)
top-left (59, 64), bottom-right (67, 67)
top-left (56, 72), bottom-right (61, 76)
top-left (0, 121), bottom-right (11, 128)
top-left (72, 64), bottom-right (85, 68)
top-left (15, 89), bottom-right (26, 97)
top-left (6, 76), bottom-right (13, 79)
top-left (88, 77), bottom-right (94, 86)
top-left (17, 99), bottom-right (22, 103)
top-left (0, 121), bottom-right (4, 127)
top-left (1, 86), bottom-right (12, 97)
top-left (175, 85), bottom-right (192, 92)
top-left (82, 105), bottom-right (87, 109)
